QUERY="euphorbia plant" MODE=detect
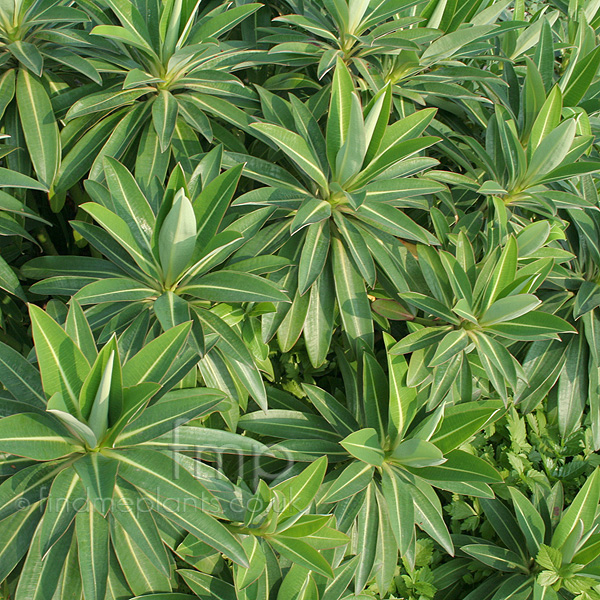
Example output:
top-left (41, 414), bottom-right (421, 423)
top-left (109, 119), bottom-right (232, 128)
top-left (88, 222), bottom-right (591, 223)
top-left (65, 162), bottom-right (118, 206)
top-left (383, 232), bottom-right (576, 405)
top-left (239, 338), bottom-right (506, 593)
top-left (24, 154), bottom-right (291, 410)
top-left (0, 0), bottom-right (102, 202)
top-left (0, 302), bottom-right (254, 599)
top-left (231, 59), bottom-right (442, 362)
top-left (452, 469), bottom-right (600, 600)
top-left (53, 0), bottom-right (263, 194)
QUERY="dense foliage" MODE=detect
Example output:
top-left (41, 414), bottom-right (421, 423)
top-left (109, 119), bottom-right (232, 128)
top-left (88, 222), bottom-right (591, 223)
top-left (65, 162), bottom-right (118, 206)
top-left (1, 0), bottom-right (600, 598)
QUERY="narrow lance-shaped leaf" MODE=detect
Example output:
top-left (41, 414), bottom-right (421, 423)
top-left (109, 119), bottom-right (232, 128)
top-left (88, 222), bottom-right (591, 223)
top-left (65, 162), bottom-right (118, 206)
top-left (87, 351), bottom-right (114, 440)
top-left (159, 189), bottom-right (197, 287)
top-left (16, 69), bottom-right (60, 190)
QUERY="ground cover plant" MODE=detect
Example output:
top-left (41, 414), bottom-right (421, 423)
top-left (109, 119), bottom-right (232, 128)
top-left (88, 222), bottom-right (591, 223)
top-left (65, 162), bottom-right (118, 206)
top-left (1, 0), bottom-right (600, 598)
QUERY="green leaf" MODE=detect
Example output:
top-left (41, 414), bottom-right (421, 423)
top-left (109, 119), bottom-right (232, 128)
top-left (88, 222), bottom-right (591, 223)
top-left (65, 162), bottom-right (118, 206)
top-left (159, 189), bottom-right (197, 287)
top-left (103, 157), bottom-right (156, 250)
top-left (478, 237), bottom-right (518, 312)
top-left (0, 342), bottom-right (45, 408)
top-left (390, 438), bottom-right (446, 468)
top-left (508, 487), bottom-right (545, 556)
top-left (381, 465), bottom-right (414, 555)
top-left (331, 235), bottom-right (374, 352)
top-left (111, 518), bottom-right (171, 595)
top-left (462, 544), bottom-right (528, 573)
top-left (356, 201), bottom-right (437, 245)
top-left (574, 281), bottom-right (600, 318)
top-left (149, 425), bottom-right (272, 456)
top-left (239, 409), bottom-right (339, 442)
top-left (16, 70), bottom-right (60, 190)
top-left (298, 221), bottom-right (330, 295)
top-left (153, 90), bottom-right (178, 152)
top-left (411, 480), bottom-right (453, 555)
top-left (74, 278), bottom-right (156, 305)
top-left (486, 312), bottom-right (576, 341)
top-left (536, 544), bottom-right (562, 571)
top-left (73, 453), bottom-right (118, 515)
top-left (81, 202), bottom-right (158, 278)
top-left (114, 448), bottom-right (248, 566)
top-left (178, 570), bottom-right (236, 600)
top-left (302, 383), bottom-right (359, 437)
top-left (0, 500), bottom-right (42, 583)
top-left (326, 58), bottom-right (354, 170)
top-left (190, 3), bottom-right (262, 40)
top-left (529, 86), bottom-right (562, 152)
top-left (480, 294), bottom-right (541, 325)
top-left (290, 197), bottom-right (331, 235)
top-left (429, 330), bottom-right (469, 366)
top-left (514, 340), bottom-right (566, 413)
top-left (474, 332), bottom-right (520, 391)
top-left (122, 322), bottom-right (192, 387)
top-left (75, 504), bottom-right (110, 600)
top-left (523, 119), bottom-right (576, 186)
top-left (8, 41), bottom-right (43, 75)
top-left (563, 45), bottom-right (600, 106)
top-left (333, 213), bottom-right (376, 286)
top-left (15, 517), bottom-right (73, 600)
top-left (322, 461), bottom-right (374, 503)
top-left (400, 292), bottom-right (460, 324)
top-left (421, 25), bottom-right (496, 63)
top-left (533, 581), bottom-right (558, 600)
top-left (66, 87), bottom-right (153, 121)
top-left (480, 498), bottom-right (528, 558)
top-left (111, 478), bottom-right (171, 575)
top-left (116, 388), bottom-right (226, 446)
top-left (414, 449), bottom-right (502, 483)
top-left (40, 469), bottom-right (85, 555)
top-left (184, 272), bottom-right (289, 303)
top-left (390, 327), bottom-right (452, 354)
top-left (87, 350), bottom-right (115, 440)
top-left (250, 123), bottom-right (329, 192)
top-left (335, 93), bottom-right (366, 184)
top-left (47, 393), bottom-right (97, 448)
top-left (65, 301), bottom-right (98, 365)
top-left (304, 264), bottom-right (335, 367)
top-left (340, 429), bottom-right (384, 466)
top-left (0, 168), bottom-right (47, 191)
top-left (0, 69), bottom-right (15, 121)
top-left (552, 468), bottom-right (600, 548)
top-left (270, 537), bottom-right (333, 578)
top-left (0, 413), bottom-right (81, 460)
top-left (273, 455), bottom-right (328, 520)
top-left (0, 462), bottom-right (67, 522)
top-left (386, 336), bottom-right (419, 444)
top-left (194, 164), bottom-right (243, 241)
top-left (557, 334), bottom-right (588, 439)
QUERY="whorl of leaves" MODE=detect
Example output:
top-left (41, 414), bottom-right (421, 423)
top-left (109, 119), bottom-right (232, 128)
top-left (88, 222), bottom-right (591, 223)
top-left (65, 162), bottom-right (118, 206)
top-left (1, 1), bottom-right (600, 599)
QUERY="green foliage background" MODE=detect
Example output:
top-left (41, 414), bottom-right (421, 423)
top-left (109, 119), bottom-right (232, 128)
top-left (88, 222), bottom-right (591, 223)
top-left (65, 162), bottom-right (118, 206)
top-left (1, 0), bottom-right (600, 598)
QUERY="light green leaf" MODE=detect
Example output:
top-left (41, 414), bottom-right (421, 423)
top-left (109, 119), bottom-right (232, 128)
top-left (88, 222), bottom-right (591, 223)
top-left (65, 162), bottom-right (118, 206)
top-left (73, 453), bottom-right (118, 515)
top-left (390, 438), bottom-right (446, 468)
top-left (340, 429), bottom-right (384, 466)
top-left (509, 487), bottom-right (545, 556)
top-left (250, 123), bottom-right (329, 192)
top-left (16, 70), bottom-right (60, 190)
top-left (0, 413), bottom-right (81, 460)
top-left (75, 503), bottom-right (110, 600)
top-left (159, 189), bottom-right (197, 287)
top-left (552, 468), bottom-right (600, 548)
top-left (381, 465), bottom-right (414, 555)
top-left (462, 544), bottom-right (528, 573)
top-left (152, 90), bottom-right (178, 152)
top-left (184, 271), bottom-right (289, 303)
